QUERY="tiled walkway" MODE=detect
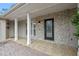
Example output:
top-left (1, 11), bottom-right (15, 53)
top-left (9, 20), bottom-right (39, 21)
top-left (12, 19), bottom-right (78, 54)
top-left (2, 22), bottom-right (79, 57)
top-left (0, 40), bottom-right (48, 56)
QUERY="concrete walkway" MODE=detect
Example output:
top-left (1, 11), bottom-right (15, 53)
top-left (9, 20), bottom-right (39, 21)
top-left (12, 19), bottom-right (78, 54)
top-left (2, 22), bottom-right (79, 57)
top-left (6, 38), bottom-right (78, 56)
top-left (16, 39), bottom-right (77, 56)
top-left (30, 40), bottom-right (77, 56)
top-left (0, 40), bottom-right (48, 56)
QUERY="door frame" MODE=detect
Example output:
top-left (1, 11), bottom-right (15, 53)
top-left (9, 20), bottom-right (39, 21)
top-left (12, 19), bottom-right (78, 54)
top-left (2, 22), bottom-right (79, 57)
top-left (44, 18), bottom-right (54, 41)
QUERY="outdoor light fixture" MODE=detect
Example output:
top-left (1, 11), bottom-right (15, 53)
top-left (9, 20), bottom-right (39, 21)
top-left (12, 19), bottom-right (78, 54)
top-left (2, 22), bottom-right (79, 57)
top-left (38, 21), bottom-right (41, 23)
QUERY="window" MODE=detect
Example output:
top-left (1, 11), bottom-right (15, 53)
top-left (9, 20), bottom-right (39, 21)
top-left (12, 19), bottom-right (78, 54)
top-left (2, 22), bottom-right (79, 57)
top-left (33, 24), bottom-right (36, 36)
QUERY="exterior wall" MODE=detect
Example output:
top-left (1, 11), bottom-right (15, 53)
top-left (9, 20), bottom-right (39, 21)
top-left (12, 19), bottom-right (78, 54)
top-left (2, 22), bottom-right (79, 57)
top-left (31, 19), bottom-right (44, 40)
top-left (18, 20), bottom-right (27, 38)
top-left (8, 20), bottom-right (27, 39)
top-left (9, 21), bottom-right (14, 38)
top-left (31, 8), bottom-right (77, 47)
top-left (0, 20), bottom-right (6, 42)
top-left (8, 8), bottom-right (77, 47)
top-left (6, 21), bottom-right (9, 38)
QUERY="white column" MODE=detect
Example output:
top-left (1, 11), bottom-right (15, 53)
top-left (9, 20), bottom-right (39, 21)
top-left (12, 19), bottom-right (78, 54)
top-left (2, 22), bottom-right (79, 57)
top-left (27, 13), bottom-right (31, 45)
top-left (14, 18), bottom-right (18, 41)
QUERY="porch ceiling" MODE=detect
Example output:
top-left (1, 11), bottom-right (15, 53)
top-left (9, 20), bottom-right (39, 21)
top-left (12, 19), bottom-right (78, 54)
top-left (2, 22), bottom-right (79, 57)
top-left (4, 3), bottom-right (77, 20)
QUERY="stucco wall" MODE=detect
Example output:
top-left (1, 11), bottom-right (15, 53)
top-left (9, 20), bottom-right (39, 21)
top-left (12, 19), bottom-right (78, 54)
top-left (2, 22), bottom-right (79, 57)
top-left (0, 20), bottom-right (6, 42)
top-left (31, 8), bottom-right (77, 47)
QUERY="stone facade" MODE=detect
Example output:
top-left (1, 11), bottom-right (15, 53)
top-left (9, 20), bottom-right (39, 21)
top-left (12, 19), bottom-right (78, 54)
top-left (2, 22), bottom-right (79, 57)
top-left (8, 8), bottom-right (78, 47)
top-left (31, 8), bottom-right (77, 47)
top-left (0, 20), bottom-right (6, 42)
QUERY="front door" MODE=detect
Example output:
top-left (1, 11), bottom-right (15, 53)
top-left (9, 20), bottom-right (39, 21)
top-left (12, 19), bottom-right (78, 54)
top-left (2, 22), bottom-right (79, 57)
top-left (44, 18), bottom-right (54, 41)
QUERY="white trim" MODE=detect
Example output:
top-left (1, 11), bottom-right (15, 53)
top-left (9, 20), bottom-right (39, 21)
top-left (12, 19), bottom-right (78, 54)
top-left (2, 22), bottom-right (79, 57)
top-left (14, 18), bottom-right (18, 41)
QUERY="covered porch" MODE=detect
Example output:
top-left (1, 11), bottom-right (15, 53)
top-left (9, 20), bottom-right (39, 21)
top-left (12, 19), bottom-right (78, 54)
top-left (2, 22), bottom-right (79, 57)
top-left (7, 38), bottom-right (77, 56)
top-left (4, 3), bottom-right (78, 55)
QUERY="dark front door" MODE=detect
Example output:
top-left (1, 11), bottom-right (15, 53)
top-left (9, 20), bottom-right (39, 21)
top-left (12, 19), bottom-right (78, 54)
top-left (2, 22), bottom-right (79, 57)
top-left (44, 18), bottom-right (54, 41)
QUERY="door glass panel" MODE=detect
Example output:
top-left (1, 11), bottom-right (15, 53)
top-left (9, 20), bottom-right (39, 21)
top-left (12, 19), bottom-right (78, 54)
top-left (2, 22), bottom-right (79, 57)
top-left (33, 24), bottom-right (36, 36)
top-left (46, 20), bottom-right (52, 37)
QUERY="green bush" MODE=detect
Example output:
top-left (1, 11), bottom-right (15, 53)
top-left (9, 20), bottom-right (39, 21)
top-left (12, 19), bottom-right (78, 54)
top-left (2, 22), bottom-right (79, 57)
top-left (71, 9), bottom-right (79, 39)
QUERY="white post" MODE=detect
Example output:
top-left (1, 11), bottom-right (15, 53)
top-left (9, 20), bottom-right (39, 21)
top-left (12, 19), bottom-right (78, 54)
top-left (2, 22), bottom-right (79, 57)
top-left (77, 3), bottom-right (79, 56)
top-left (27, 13), bottom-right (31, 45)
top-left (14, 18), bottom-right (18, 41)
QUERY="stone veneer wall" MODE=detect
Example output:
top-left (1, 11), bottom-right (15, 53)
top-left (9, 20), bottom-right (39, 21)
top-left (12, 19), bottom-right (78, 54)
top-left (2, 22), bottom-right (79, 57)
top-left (8, 20), bottom-right (27, 39)
top-left (8, 21), bottom-right (14, 38)
top-left (0, 20), bottom-right (6, 42)
top-left (18, 20), bottom-right (27, 38)
top-left (31, 8), bottom-right (78, 47)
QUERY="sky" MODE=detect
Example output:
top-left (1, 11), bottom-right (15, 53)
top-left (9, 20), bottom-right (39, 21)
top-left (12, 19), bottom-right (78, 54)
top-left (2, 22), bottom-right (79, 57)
top-left (0, 3), bottom-right (15, 15)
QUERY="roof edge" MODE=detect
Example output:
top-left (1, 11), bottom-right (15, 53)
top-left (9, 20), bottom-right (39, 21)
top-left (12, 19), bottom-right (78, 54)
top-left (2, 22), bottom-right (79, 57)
top-left (3, 3), bottom-right (25, 17)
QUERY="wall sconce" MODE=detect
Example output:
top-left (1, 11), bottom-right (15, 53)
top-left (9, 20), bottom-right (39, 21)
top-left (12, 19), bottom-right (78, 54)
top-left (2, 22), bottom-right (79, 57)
top-left (38, 21), bottom-right (41, 23)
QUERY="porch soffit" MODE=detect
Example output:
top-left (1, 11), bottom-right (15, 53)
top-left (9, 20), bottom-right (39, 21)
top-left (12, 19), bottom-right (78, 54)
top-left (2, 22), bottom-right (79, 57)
top-left (0, 3), bottom-right (25, 20)
top-left (4, 3), bottom-right (77, 20)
